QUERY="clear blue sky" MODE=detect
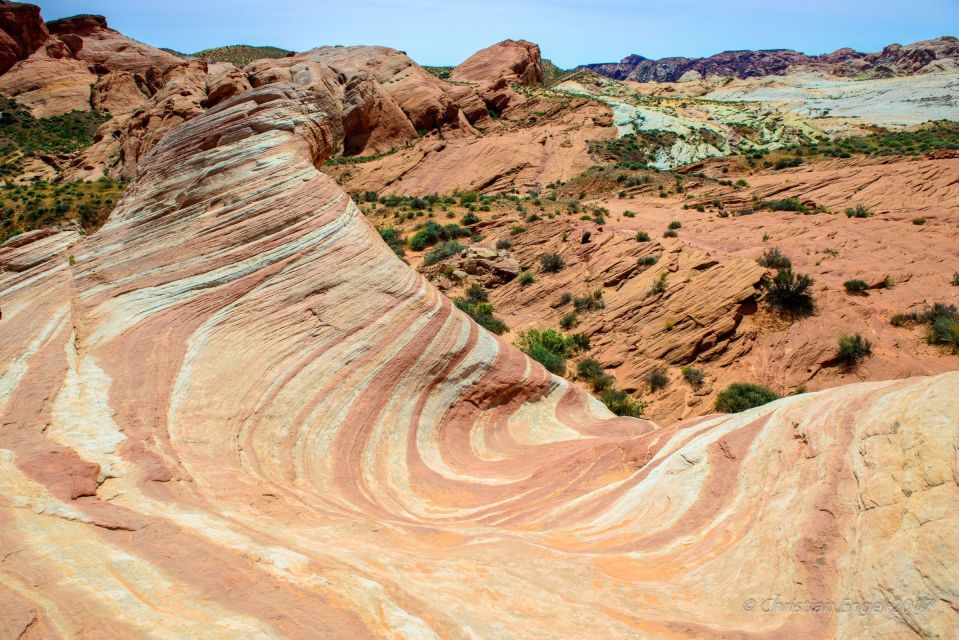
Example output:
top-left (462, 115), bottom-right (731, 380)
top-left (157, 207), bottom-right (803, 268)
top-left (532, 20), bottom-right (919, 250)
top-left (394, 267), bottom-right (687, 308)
top-left (36, 0), bottom-right (958, 68)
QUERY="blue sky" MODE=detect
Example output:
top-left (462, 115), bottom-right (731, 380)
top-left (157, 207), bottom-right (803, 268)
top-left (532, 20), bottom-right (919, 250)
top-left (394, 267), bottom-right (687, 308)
top-left (36, 0), bottom-right (958, 68)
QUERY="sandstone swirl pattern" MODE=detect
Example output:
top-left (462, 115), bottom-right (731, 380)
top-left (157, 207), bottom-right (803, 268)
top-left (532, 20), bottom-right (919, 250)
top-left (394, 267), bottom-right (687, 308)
top-left (1, 84), bottom-right (957, 639)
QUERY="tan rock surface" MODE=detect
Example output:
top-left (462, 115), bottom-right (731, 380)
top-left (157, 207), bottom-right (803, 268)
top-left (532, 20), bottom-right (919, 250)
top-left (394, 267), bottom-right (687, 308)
top-left (1, 83), bottom-right (956, 639)
top-left (452, 39), bottom-right (544, 85)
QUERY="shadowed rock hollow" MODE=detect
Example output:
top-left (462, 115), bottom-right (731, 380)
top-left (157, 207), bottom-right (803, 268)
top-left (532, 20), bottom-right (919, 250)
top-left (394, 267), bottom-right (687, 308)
top-left (1, 82), bottom-right (957, 638)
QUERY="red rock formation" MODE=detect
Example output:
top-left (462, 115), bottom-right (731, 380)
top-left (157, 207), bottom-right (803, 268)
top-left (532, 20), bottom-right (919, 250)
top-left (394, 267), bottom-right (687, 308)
top-left (452, 39), bottom-right (544, 85)
top-left (0, 8), bottom-right (182, 117)
top-left (0, 0), bottom-right (47, 73)
top-left (0, 84), bottom-right (956, 638)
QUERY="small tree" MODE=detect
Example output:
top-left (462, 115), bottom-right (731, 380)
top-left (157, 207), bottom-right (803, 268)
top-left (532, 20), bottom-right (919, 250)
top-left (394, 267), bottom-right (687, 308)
top-left (763, 267), bottom-right (814, 316)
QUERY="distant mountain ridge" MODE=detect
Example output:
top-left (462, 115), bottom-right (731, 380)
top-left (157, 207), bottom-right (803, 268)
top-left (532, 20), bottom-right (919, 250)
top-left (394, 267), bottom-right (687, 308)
top-left (582, 36), bottom-right (959, 82)
top-left (164, 44), bottom-right (293, 66)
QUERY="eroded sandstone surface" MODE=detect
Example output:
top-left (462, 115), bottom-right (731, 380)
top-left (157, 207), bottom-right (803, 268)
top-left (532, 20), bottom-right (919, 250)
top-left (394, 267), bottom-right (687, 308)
top-left (1, 82), bottom-right (957, 639)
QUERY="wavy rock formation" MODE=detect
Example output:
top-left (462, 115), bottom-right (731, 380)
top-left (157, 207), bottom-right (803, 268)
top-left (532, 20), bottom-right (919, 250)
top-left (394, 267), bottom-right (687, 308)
top-left (1, 82), bottom-right (957, 638)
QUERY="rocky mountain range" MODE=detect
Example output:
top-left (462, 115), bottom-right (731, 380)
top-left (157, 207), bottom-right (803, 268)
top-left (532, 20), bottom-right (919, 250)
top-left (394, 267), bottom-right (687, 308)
top-left (583, 35), bottom-right (959, 81)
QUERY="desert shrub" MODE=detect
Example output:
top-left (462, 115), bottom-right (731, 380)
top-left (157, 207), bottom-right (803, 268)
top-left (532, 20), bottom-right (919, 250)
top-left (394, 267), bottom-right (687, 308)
top-left (836, 333), bottom-right (873, 366)
top-left (378, 227), bottom-right (406, 257)
top-left (461, 211), bottom-right (480, 225)
top-left (454, 298), bottom-right (509, 335)
top-left (912, 217), bottom-right (926, 225)
top-left (510, 225), bottom-right (527, 235)
top-left (466, 284), bottom-right (488, 302)
top-left (559, 311), bottom-right (578, 329)
top-left (540, 252), bottom-right (565, 273)
top-left (763, 267), bottom-right (814, 315)
top-left (756, 247), bottom-right (791, 269)
top-left (577, 358), bottom-right (604, 381)
top-left (668, 220), bottom-right (682, 230)
top-left (623, 210), bottom-right (636, 218)
top-left (647, 271), bottom-right (668, 297)
top-left (773, 156), bottom-right (802, 170)
top-left (599, 388), bottom-right (646, 417)
top-left (845, 205), bottom-right (872, 218)
top-left (843, 279), bottom-right (869, 294)
top-left (495, 238), bottom-right (512, 250)
top-left (637, 255), bottom-right (658, 267)
top-left (762, 198), bottom-right (809, 214)
top-left (635, 231), bottom-right (650, 242)
top-left (518, 269), bottom-right (535, 286)
top-left (682, 366), bottom-right (704, 388)
top-left (516, 329), bottom-right (589, 376)
top-left (423, 241), bottom-right (465, 266)
top-left (409, 222), bottom-right (469, 251)
top-left (890, 303), bottom-right (959, 352)
top-left (663, 229), bottom-right (678, 238)
top-left (647, 366), bottom-right (668, 392)
top-left (715, 383), bottom-right (780, 413)
top-left (573, 291), bottom-right (605, 312)
top-left (557, 292), bottom-right (572, 305)
top-left (952, 272), bottom-right (959, 286)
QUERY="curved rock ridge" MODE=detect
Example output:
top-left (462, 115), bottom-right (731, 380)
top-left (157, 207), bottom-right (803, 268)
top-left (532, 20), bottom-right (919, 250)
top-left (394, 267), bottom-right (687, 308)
top-left (1, 84), bottom-right (957, 638)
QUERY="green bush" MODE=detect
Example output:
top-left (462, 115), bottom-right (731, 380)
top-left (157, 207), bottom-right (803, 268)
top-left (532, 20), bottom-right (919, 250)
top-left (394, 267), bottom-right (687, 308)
top-left (836, 333), bottom-right (872, 366)
top-left (663, 229), bottom-right (678, 238)
top-left (762, 198), bottom-right (809, 214)
top-left (637, 255), bottom-right (658, 267)
top-left (647, 366), bottom-right (668, 392)
top-left (462, 211), bottom-right (480, 225)
top-left (599, 388), bottom-right (646, 417)
top-left (516, 329), bottom-right (589, 376)
top-left (409, 222), bottom-right (469, 251)
top-left (845, 205), bottom-right (872, 218)
top-left (495, 238), bottom-right (512, 250)
top-left (423, 241), bottom-right (465, 266)
top-left (559, 311), bottom-right (578, 330)
top-left (540, 252), bottom-right (565, 273)
top-left (518, 270), bottom-right (535, 286)
top-left (466, 284), bottom-right (488, 302)
top-left (576, 358), bottom-right (604, 381)
top-left (912, 217), bottom-right (926, 225)
top-left (573, 289), bottom-right (604, 312)
top-left (843, 279), bottom-right (869, 294)
top-left (635, 231), bottom-right (650, 242)
top-left (763, 267), bottom-right (814, 315)
top-left (681, 366), bottom-right (704, 388)
top-left (668, 220), bottom-right (682, 230)
top-left (715, 383), bottom-right (780, 413)
top-left (951, 272), bottom-right (959, 286)
top-left (756, 247), bottom-right (791, 269)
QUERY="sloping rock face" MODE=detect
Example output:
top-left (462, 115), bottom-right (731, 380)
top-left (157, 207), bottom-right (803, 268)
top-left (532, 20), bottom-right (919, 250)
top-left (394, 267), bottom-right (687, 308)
top-left (1, 83), bottom-right (957, 638)
top-left (584, 37), bottom-right (959, 81)
top-left (0, 0), bottom-right (48, 74)
top-left (452, 38), bottom-right (544, 85)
